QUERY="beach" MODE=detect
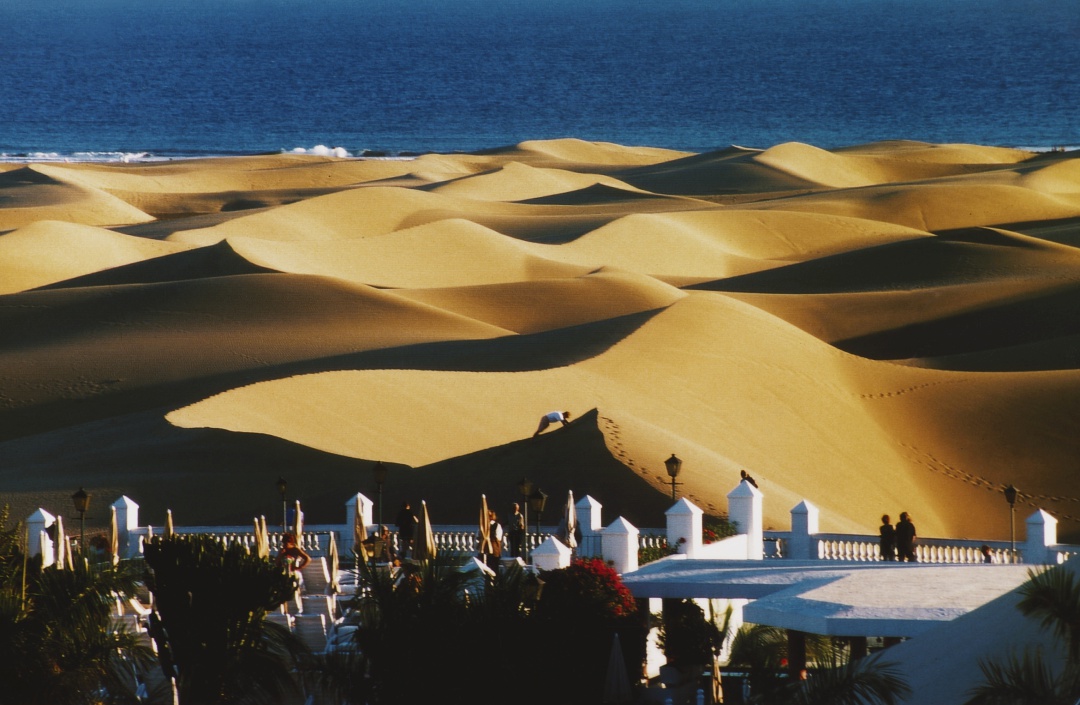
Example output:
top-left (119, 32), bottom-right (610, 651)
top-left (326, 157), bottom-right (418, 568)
top-left (2, 139), bottom-right (1079, 543)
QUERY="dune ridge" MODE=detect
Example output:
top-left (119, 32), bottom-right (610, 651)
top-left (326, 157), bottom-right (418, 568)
top-left (1, 138), bottom-right (1078, 544)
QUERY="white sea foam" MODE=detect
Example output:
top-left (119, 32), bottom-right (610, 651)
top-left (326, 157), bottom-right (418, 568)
top-left (0, 151), bottom-right (164, 164)
top-left (290, 145), bottom-right (351, 158)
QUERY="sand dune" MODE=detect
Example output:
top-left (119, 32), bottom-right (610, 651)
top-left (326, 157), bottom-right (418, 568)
top-left (2, 139), bottom-right (1079, 545)
top-left (0, 165), bottom-right (154, 229)
top-left (0, 220), bottom-right (190, 294)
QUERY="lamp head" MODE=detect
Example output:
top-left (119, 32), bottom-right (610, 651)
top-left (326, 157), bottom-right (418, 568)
top-left (665, 453), bottom-right (682, 479)
top-left (1004, 484), bottom-right (1018, 506)
top-left (72, 487), bottom-right (90, 514)
top-left (276, 477), bottom-right (287, 498)
top-left (528, 487), bottom-right (548, 514)
top-left (373, 461), bottom-right (388, 486)
top-left (518, 477), bottom-right (534, 498)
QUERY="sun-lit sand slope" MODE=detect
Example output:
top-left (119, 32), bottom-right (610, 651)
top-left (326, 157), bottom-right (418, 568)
top-left (2, 139), bottom-right (1079, 542)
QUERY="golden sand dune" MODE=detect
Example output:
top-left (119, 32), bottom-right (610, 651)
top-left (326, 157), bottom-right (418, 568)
top-left (2, 139), bottom-right (1079, 542)
top-left (0, 273), bottom-right (509, 438)
top-left (227, 218), bottom-right (591, 287)
top-left (0, 220), bottom-right (190, 294)
top-left (748, 170), bottom-right (1080, 231)
top-left (553, 210), bottom-right (931, 280)
top-left (0, 165), bottom-right (154, 229)
top-left (396, 269), bottom-right (685, 334)
top-left (424, 161), bottom-right (640, 202)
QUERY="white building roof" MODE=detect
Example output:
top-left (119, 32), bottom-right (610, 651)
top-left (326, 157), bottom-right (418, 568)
top-left (622, 557), bottom-right (1031, 637)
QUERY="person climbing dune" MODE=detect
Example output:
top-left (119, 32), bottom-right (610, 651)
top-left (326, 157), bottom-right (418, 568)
top-left (533, 410), bottom-right (571, 437)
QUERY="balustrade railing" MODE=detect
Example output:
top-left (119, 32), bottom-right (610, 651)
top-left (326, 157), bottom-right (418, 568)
top-left (763, 531), bottom-right (1024, 564)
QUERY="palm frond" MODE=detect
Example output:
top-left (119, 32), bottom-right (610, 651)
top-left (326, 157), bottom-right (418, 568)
top-left (783, 655), bottom-right (912, 705)
top-left (965, 649), bottom-right (1069, 705)
top-left (1017, 566), bottom-right (1080, 663)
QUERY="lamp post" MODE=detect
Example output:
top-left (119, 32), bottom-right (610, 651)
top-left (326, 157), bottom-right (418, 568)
top-left (373, 461), bottom-right (388, 536)
top-left (1004, 484), bottom-right (1018, 557)
top-left (276, 477), bottom-right (288, 534)
top-left (72, 487), bottom-right (90, 557)
top-left (665, 453), bottom-right (683, 502)
top-left (528, 487), bottom-right (548, 543)
top-left (518, 477), bottom-right (534, 561)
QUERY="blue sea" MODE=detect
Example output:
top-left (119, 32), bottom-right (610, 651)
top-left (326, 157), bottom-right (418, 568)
top-left (1, 0), bottom-right (1077, 161)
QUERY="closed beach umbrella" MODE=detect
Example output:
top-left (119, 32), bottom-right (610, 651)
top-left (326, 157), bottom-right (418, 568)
top-left (254, 516), bottom-right (270, 560)
top-left (603, 633), bottom-right (632, 703)
top-left (293, 500), bottom-right (303, 546)
top-left (414, 500), bottom-right (437, 561)
top-left (109, 505), bottom-right (120, 566)
top-left (479, 494), bottom-right (492, 556)
top-left (558, 490), bottom-right (578, 549)
top-left (352, 493), bottom-right (366, 557)
top-left (328, 531), bottom-right (340, 594)
top-left (165, 509), bottom-right (174, 538)
top-left (54, 515), bottom-right (67, 570)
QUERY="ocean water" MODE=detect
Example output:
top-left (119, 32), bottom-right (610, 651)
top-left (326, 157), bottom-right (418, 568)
top-left (1, 0), bottom-right (1077, 160)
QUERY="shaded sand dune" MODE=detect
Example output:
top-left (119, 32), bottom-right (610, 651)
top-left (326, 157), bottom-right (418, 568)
top-left (2, 139), bottom-right (1079, 544)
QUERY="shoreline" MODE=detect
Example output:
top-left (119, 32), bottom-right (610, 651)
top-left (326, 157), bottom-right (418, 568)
top-left (3, 142), bottom-right (1078, 165)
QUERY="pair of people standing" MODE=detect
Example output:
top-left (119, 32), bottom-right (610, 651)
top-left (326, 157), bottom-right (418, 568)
top-left (879, 512), bottom-right (917, 561)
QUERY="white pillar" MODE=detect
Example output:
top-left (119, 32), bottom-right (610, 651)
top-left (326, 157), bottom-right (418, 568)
top-left (666, 498), bottom-right (703, 557)
top-left (727, 480), bottom-right (764, 559)
top-left (344, 493), bottom-right (374, 557)
top-left (533, 536), bottom-right (572, 571)
top-left (602, 517), bottom-right (639, 575)
top-left (788, 500), bottom-right (819, 560)
top-left (112, 496), bottom-right (140, 559)
top-left (576, 495), bottom-right (603, 558)
top-left (26, 508), bottom-right (56, 565)
top-left (1023, 509), bottom-right (1058, 565)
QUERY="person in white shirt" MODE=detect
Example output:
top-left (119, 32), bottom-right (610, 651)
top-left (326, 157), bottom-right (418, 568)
top-left (533, 410), bottom-right (571, 437)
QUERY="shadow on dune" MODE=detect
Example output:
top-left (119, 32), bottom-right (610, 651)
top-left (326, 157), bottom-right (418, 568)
top-left (0, 407), bottom-right (672, 533)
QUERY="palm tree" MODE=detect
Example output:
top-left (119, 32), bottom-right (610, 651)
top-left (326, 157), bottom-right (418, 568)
top-left (965, 564), bottom-right (1080, 705)
top-left (143, 534), bottom-right (306, 705)
top-left (775, 655), bottom-right (912, 705)
top-left (726, 623), bottom-right (910, 705)
top-left (0, 507), bottom-right (154, 705)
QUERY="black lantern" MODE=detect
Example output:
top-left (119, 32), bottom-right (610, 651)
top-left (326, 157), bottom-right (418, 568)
top-left (664, 453), bottom-right (683, 502)
top-left (72, 487), bottom-right (90, 556)
top-left (528, 487), bottom-right (548, 537)
top-left (373, 461), bottom-right (388, 537)
top-left (1004, 484), bottom-right (1019, 555)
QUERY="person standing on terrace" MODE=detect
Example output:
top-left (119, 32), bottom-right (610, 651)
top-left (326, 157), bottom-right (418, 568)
top-left (896, 512), bottom-right (917, 562)
top-left (879, 514), bottom-right (896, 561)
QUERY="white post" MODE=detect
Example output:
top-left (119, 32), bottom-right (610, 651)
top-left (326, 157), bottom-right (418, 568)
top-left (113, 496), bottom-right (140, 559)
top-left (533, 536), bottom-right (572, 571)
top-left (727, 481), bottom-right (764, 559)
top-left (602, 517), bottom-right (639, 575)
top-left (1023, 509), bottom-right (1058, 565)
top-left (26, 509), bottom-right (56, 565)
top-left (666, 498), bottom-right (703, 558)
top-left (788, 500), bottom-right (819, 560)
top-left (576, 495), bottom-right (603, 558)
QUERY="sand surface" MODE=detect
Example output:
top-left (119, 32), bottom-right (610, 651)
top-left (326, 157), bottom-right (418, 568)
top-left (2, 140), bottom-right (1079, 542)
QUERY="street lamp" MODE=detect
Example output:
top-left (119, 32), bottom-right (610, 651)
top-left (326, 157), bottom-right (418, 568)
top-left (373, 461), bottom-right (388, 536)
top-left (1004, 484), bottom-right (1019, 557)
top-left (276, 477), bottom-right (288, 534)
top-left (664, 454), bottom-right (683, 502)
top-left (72, 487), bottom-right (90, 557)
top-left (528, 487), bottom-right (548, 540)
top-left (518, 477), bottom-right (534, 561)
